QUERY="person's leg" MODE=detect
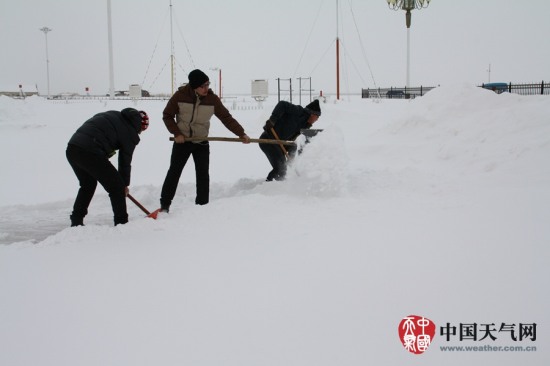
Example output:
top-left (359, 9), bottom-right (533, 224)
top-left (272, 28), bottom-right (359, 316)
top-left (67, 144), bottom-right (130, 225)
top-left (259, 142), bottom-right (286, 181)
top-left (192, 142), bottom-right (210, 205)
top-left (160, 142), bottom-right (193, 211)
top-left (93, 161), bottom-right (128, 225)
top-left (67, 144), bottom-right (134, 226)
top-left (66, 146), bottom-right (97, 226)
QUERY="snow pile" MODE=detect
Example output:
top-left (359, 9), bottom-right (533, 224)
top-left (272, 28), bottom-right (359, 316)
top-left (284, 124), bottom-right (350, 197)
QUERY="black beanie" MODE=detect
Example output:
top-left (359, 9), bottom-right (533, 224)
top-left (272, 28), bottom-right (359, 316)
top-left (188, 69), bottom-right (209, 89)
top-left (305, 99), bottom-right (321, 116)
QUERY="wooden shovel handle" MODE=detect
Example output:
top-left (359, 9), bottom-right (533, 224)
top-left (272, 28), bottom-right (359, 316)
top-left (127, 193), bottom-right (151, 215)
top-left (169, 136), bottom-right (296, 146)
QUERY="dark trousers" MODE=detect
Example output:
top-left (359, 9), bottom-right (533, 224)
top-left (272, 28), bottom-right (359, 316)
top-left (66, 144), bottom-right (128, 226)
top-left (160, 141), bottom-right (210, 207)
top-left (259, 132), bottom-right (288, 181)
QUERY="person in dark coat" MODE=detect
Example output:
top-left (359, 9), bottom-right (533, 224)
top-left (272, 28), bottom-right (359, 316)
top-left (159, 69), bottom-right (250, 212)
top-left (259, 99), bottom-right (321, 181)
top-left (66, 108), bottom-right (149, 226)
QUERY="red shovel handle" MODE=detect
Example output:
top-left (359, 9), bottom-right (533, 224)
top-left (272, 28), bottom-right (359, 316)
top-left (127, 194), bottom-right (159, 219)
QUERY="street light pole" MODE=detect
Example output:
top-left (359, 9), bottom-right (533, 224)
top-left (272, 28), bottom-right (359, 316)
top-left (386, 0), bottom-right (431, 89)
top-left (107, 0), bottom-right (115, 99)
top-left (39, 27), bottom-right (52, 98)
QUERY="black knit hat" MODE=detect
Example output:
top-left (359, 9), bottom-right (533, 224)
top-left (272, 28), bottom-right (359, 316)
top-left (305, 99), bottom-right (321, 116)
top-left (188, 69), bottom-right (209, 89)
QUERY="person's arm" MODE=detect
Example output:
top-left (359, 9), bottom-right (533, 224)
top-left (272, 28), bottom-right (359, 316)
top-left (118, 145), bottom-right (135, 187)
top-left (162, 94), bottom-right (184, 138)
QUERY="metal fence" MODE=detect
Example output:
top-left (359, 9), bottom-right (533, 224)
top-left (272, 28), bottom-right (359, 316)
top-left (480, 81), bottom-right (549, 95)
top-left (361, 86), bottom-right (436, 99)
top-left (362, 81), bottom-right (549, 99)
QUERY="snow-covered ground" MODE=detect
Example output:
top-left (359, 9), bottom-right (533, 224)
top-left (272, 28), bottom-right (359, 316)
top-left (1, 85), bottom-right (548, 365)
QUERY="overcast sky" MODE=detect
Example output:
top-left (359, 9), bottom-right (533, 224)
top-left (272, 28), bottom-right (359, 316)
top-left (1, 0), bottom-right (549, 96)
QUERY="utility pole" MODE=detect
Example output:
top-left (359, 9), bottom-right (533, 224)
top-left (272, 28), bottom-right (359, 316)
top-left (39, 27), bottom-right (52, 98)
top-left (170, 0), bottom-right (175, 94)
top-left (336, 0), bottom-right (340, 100)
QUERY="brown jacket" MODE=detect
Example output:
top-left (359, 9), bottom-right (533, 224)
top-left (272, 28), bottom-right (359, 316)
top-left (162, 84), bottom-right (245, 139)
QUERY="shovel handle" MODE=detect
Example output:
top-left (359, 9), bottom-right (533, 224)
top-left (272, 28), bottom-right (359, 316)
top-left (127, 193), bottom-right (151, 215)
top-left (169, 136), bottom-right (296, 146)
top-left (270, 127), bottom-right (289, 159)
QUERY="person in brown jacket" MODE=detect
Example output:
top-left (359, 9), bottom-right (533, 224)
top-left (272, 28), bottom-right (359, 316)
top-left (159, 69), bottom-right (250, 211)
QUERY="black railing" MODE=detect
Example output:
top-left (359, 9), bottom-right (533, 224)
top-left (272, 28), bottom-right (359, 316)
top-left (361, 86), bottom-right (436, 99)
top-left (361, 81), bottom-right (549, 99)
top-left (480, 81), bottom-right (549, 95)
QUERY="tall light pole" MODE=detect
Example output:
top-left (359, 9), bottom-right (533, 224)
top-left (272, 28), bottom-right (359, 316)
top-left (39, 27), bottom-right (52, 98)
top-left (386, 0), bottom-right (431, 89)
top-left (107, 0), bottom-right (115, 99)
top-left (169, 0), bottom-right (175, 94)
top-left (336, 0), bottom-right (340, 100)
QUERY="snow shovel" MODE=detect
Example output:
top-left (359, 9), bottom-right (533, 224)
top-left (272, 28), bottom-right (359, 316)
top-left (127, 194), bottom-right (159, 219)
top-left (169, 136), bottom-right (296, 146)
top-left (270, 127), bottom-right (290, 159)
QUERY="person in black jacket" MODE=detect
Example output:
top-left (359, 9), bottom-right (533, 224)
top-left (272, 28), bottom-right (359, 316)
top-left (259, 99), bottom-right (321, 181)
top-left (66, 108), bottom-right (149, 226)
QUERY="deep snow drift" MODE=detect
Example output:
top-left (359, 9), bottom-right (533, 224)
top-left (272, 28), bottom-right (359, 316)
top-left (1, 85), bottom-right (548, 365)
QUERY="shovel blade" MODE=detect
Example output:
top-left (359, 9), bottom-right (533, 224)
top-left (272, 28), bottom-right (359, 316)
top-left (147, 209), bottom-right (160, 219)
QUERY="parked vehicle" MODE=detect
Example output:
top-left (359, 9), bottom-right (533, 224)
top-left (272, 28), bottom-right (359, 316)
top-left (386, 90), bottom-right (406, 99)
top-left (106, 90), bottom-right (150, 97)
top-left (482, 82), bottom-right (508, 94)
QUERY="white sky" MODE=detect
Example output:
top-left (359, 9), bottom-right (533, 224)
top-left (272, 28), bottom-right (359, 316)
top-left (1, 0), bottom-right (549, 95)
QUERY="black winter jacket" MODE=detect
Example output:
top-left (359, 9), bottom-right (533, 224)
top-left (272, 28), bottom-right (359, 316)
top-left (267, 101), bottom-right (312, 141)
top-left (68, 108), bottom-right (142, 186)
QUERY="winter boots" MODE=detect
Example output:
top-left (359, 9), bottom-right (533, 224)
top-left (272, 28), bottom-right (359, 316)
top-left (70, 215), bottom-right (84, 227)
top-left (70, 214), bottom-right (128, 226)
